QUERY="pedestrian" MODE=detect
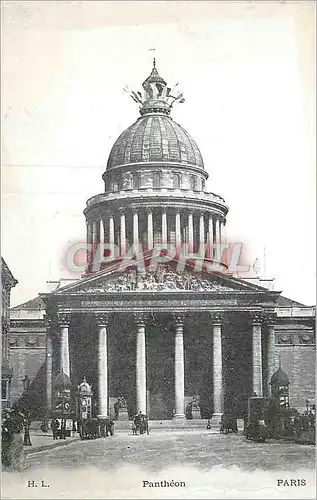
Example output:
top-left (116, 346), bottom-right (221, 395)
top-left (60, 418), bottom-right (67, 439)
top-left (50, 419), bottom-right (60, 440)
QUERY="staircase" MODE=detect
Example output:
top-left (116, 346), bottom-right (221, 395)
top-left (114, 418), bottom-right (219, 431)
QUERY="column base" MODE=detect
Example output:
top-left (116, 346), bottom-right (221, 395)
top-left (212, 412), bottom-right (223, 425)
top-left (191, 408), bottom-right (202, 420)
top-left (173, 414), bottom-right (186, 421)
top-left (117, 408), bottom-right (129, 421)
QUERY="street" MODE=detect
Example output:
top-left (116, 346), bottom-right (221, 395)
top-left (2, 430), bottom-right (315, 499)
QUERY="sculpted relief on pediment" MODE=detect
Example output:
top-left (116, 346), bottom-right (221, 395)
top-left (80, 265), bottom-right (232, 293)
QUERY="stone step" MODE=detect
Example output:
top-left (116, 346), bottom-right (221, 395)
top-left (114, 419), bottom-right (217, 430)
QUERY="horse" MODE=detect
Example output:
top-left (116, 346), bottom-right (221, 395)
top-left (219, 414), bottom-right (238, 434)
top-left (132, 415), bottom-right (149, 435)
top-left (80, 418), bottom-right (100, 439)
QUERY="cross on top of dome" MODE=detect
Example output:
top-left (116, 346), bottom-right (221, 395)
top-left (142, 58), bottom-right (167, 87)
top-left (126, 60), bottom-right (185, 116)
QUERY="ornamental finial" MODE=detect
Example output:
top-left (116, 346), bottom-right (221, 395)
top-left (123, 61), bottom-right (185, 116)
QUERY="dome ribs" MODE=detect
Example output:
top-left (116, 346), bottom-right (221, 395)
top-left (173, 123), bottom-right (196, 165)
top-left (129, 118), bottom-right (148, 163)
top-left (123, 121), bottom-right (140, 164)
top-left (142, 116), bottom-right (153, 162)
top-left (106, 115), bottom-right (204, 169)
top-left (163, 118), bottom-right (181, 163)
top-left (159, 116), bottom-right (171, 161)
top-left (182, 127), bottom-right (204, 168)
top-left (149, 117), bottom-right (163, 162)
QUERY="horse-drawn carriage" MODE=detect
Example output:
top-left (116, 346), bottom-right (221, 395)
top-left (244, 396), bottom-right (268, 442)
top-left (219, 414), bottom-right (238, 434)
top-left (132, 413), bottom-right (149, 435)
top-left (78, 418), bottom-right (114, 440)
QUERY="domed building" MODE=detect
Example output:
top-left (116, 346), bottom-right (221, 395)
top-left (16, 62), bottom-right (314, 424)
top-left (84, 61), bottom-right (228, 268)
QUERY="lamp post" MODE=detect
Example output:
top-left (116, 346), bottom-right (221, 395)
top-left (23, 409), bottom-right (32, 446)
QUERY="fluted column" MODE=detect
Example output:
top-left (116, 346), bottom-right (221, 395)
top-left (162, 210), bottom-right (167, 245)
top-left (214, 218), bottom-right (221, 261)
top-left (109, 215), bottom-right (115, 245)
top-left (207, 215), bottom-right (214, 260)
top-left (134, 313), bottom-right (147, 414)
top-left (133, 209), bottom-right (139, 247)
top-left (102, 218), bottom-right (107, 243)
top-left (96, 314), bottom-right (109, 418)
top-left (147, 209), bottom-right (153, 250)
top-left (173, 314), bottom-right (185, 419)
top-left (86, 221), bottom-right (93, 264)
top-left (96, 219), bottom-right (101, 244)
top-left (212, 314), bottom-right (223, 418)
top-left (267, 316), bottom-right (276, 396)
top-left (92, 220), bottom-right (98, 249)
top-left (175, 211), bottom-right (181, 253)
top-left (58, 314), bottom-right (70, 377)
top-left (120, 211), bottom-right (126, 256)
top-left (252, 314), bottom-right (263, 397)
top-left (199, 212), bottom-right (205, 257)
top-left (45, 316), bottom-right (52, 414)
top-left (222, 219), bottom-right (227, 245)
top-left (188, 212), bottom-right (194, 252)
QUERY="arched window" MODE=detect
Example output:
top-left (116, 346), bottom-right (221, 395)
top-left (189, 175), bottom-right (197, 191)
top-left (201, 179), bottom-right (205, 191)
top-left (153, 172), bottom-right (161, 188)
top-left (111, 182), bottom-right (118, 192)
top-left (132, 173), bottom-right (140, 189)
top-left (173, 173), bottom-right (181, 189)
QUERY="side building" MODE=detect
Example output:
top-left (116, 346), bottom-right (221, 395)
top-left (9, 296), bottom-right (46, 416)
top-left (1, 257), bottom-right (18, 408)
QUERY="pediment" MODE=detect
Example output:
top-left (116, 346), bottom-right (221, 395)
top-left (52, 258), bottom-right (274, 295)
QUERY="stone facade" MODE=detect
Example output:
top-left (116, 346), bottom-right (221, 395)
top-left (8, 62), bottom-right (316, 421)
top-left (9, 296), bottom-right (46, 410)
top-left (1, 258), bottom-right (18, 407)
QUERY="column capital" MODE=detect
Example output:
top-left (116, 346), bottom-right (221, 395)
top-left (132, 207), bottom-right (139, 215)
top-left (95, 313), bottom-right (109, 327)
top-left (172, 313), bottom-right (185, 326)
top-left (210, 312), bottom-right (224, 325)
top-left (57, 313), bottom-right (71, 327)
top-left (43, 313), bottom-right (52, 328)
top-left (146, 207), bottom-right (153, 215)
top-left (250, 312), bottom-right (263, 325)
top-left (133, 312), bottom-right (147, 326)
top-left (264, 313), bottom-right (277, 326)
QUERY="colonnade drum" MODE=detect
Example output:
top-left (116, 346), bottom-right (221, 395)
top-left (86, 208), bottom-right (228, 264)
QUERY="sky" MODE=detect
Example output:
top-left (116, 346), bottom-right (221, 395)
top-left (1, 1), bottom-right (316, 307)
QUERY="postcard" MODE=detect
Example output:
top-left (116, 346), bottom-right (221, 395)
top-left (1, 1), bottom-right (315, 499)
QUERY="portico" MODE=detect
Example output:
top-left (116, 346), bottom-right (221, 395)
top-left (42, 263), bottom-right (278, 422)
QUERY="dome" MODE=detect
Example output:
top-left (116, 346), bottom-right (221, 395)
top-left (270, 368), bottom-right (289, 387)
top-left (107, 114), bottom-right (204, 170)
